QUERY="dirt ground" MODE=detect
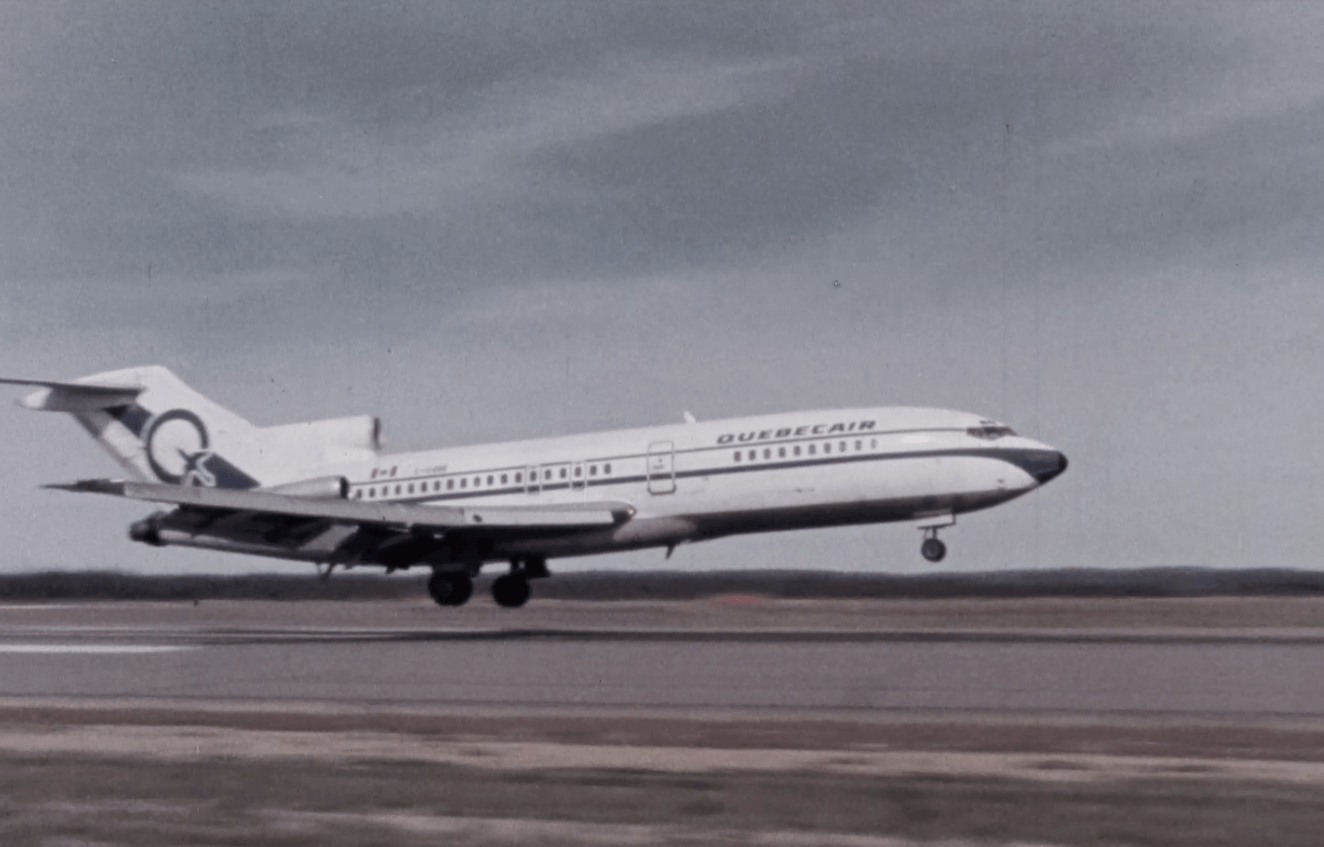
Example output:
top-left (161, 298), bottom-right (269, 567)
top-left (3, 700), bottom-right (1324, 846)
top-left (5, 753), bottom-right (1323, 847)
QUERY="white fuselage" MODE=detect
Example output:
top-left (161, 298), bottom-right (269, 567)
top-left (332, 406), bottom-right (1066, 563)
top-left (7, 365), bottom-right (1068, 575)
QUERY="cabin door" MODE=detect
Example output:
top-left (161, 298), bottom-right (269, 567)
top-left (646, 441), bottom-right (676, 495)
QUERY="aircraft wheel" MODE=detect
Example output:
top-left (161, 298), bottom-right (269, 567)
top-left (428, 572), bottom-right (473, 607)
top-left (920, 538), bottom-right (947, 563)
top-left (492, 574), bottom-right (531, 608)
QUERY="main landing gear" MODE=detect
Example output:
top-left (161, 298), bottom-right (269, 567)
top-left (491, 573), bottom-right (530, 608)
top-left (492, 558), bottom-right (549, 609)
top-left (427, 571), bottom-right (474, 607)
top-left (920, 534), bottom-right (947, 563)
top-left (428, 559), bottom-right (549, 609)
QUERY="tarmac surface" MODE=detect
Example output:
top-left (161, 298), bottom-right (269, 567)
top-left (4, 598), bottom-right (1324, 717)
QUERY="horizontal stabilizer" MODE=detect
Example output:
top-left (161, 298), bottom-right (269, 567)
top-left (45, 479), bottom-right (635, 530)
top-left (1, 377), bottom-right (144, 412)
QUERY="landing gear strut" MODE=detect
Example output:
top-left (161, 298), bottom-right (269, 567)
top-left (428, 571), bottom-right (474, 606)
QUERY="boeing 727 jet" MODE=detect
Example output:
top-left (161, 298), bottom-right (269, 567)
top-left (3, 366), bottom-right (1066, 608)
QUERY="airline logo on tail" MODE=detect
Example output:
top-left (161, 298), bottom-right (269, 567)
top-left (108, 404), bottom-right (260, 489)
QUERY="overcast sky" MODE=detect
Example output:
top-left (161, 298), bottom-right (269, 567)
top-left (2, 2), bottom-right (1322, 576)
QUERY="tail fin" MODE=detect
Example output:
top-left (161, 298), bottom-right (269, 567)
top-left (5, 366), bottom-right (380, 488)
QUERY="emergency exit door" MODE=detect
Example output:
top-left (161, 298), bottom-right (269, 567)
top-left (646, 441), bottom-right (676, 494)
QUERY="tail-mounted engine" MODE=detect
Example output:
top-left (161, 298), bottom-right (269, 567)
top-left (128, 512), bottom-right (167, 547)
top-left (262, 475), bottom-right (350, 500)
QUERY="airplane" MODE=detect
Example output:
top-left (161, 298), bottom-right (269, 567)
top-left (3, 366), bottom-right (1066, 608)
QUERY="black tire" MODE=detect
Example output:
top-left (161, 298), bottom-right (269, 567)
top-left (920, 538), bottom-right (947, 563)
top-left (428, 572), bottom-right (473, 607)
top-left (448, 573), bottom-right (473, 606)
top-left (492, 574), bottom-right (531, 608)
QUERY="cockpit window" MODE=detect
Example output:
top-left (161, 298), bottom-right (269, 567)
top-left (967, 425), bottom-right (1016, 440)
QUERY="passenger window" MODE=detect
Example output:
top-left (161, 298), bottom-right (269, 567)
top-left (590, 465), bottom-right (598, 475)
top-left (763, 448), bottom-right (771, 459)
top-left (840, 441), bottom-right (847, 452)
top-left (574, 466), bottom-right (581, 477)
top-left (394, 484), bottom-right (401, 495)
top-left (545, 469), bottom-right (552, 480)
top-left (808, 444), bottom-right (816, 455)
top-left (823, 443), bottom-right (831, 454)
top-left (855, 440), bottom-right (862, 451)
top-left (368, 487), bottom-right (375, 498)
top-left (474, 476), bottom-right (481, 487)
top-left (515, 473), bottom-right (522, 483)
top-left (460, 478), bottom-right (467, 489)
top-left (871, 439), bottom-right (877, 449)
top-left (778, 447), bottom-right (786, 458)
top-left (501, 474), bottom-right (508, 484)
top-left (353, 490), bottom-right (361, 500)
top-left (734, 451), bottom-right (741, 462)
top-left (408, 483), bottom-right (414, 494)
top-left (793, 445), bottom-right (801, 456)
top-left (487, 475), bottom-right (494, 486)
top-left (559, 468), bottom-right (567, 479)
top-left (447, 479), bottom-right (454, 490)
top-left (604, 463), bottom-right (611, 474)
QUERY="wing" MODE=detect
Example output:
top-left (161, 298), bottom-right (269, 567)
top-left (49, 478), bottom-right (635, 567)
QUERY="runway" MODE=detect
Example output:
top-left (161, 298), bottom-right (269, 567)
top-left (5, 600), bottom-right (1324, 717)
top-left (6, 599), bottom-right (1324, 846)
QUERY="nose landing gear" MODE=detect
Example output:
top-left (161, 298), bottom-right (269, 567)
top-left (915, 513), bottom-right (954, 563)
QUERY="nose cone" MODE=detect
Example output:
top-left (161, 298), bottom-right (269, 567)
top-left (1031, 450), bottom-right (1068, 484)
top-left (999, 447), bottom-right (1068, 485)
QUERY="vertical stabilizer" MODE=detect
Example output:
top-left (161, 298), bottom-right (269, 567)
top-left (6, 367), bottom-right (381, 489)
top-left (11, 366), bottom-right (261, 487)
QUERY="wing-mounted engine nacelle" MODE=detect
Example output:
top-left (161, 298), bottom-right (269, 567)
top-left (262, 475), bottom-right (350, 500)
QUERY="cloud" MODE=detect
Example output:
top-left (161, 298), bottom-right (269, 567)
top-left (12, 2), bottom-right (1320, 288)
top-left (1051, 3), bottom-right (1324, 153)
top-left (176, 55), bottom-right (799, 220)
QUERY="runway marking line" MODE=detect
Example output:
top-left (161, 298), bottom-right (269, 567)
top-left (0, 644), bottom-right (196, 655)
